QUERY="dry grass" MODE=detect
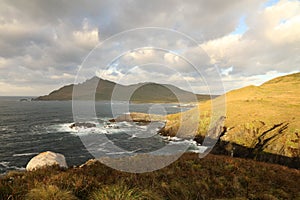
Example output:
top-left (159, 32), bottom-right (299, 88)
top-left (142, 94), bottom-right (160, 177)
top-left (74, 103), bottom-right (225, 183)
top-left (0, 153), bottom-right (299, 200)
top-left (25, 185), bottom-right (78, 200)
top-left (162, 72), bottom-right (300, 157)
top-left (90, 184), bottom-right (160, 200)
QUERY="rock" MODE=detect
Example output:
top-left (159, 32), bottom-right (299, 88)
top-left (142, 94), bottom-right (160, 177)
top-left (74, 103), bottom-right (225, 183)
top-left (69, 122), bottom-right (96, 129)
top-left (19, 98), bottom-right (30, 102)
top-left (79, 159), bottom-right (98, 168)
top-left (26, 151), bottom-right (68, 171)
top-left (109, 112), bottom-right (165, 123)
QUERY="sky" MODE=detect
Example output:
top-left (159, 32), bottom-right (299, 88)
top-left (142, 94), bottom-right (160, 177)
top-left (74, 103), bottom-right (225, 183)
top-left (0, 0), bottom-right (299, 96)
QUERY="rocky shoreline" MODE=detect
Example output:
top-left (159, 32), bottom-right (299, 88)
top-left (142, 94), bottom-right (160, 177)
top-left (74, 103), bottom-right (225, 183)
top-left (3, 111), bottom-right (299, 175)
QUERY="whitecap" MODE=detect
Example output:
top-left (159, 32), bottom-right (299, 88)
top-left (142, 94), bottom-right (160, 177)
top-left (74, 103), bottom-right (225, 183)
top-left (0, 162), bottom-right (25, 173)
top-left (162, 136), bottom-right (183, 141)
top-left (0, 161), bottom-right (10, 168)
top-left (13, 152), bottom-right (38, 157)
top-left (161, 136), bottom-right (208, 154)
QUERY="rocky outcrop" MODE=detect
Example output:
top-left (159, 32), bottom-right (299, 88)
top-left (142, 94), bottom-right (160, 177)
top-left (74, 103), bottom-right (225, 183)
top-left (109, 112), bottom-right (166, 123)
top-left (69, 122), bottom-right (96, 129)
top-left (26, 151), bottom-right (68, 171)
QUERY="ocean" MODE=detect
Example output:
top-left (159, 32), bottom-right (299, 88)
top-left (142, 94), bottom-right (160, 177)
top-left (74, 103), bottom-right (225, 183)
top-left (0, 97), bottom-right (204, 174)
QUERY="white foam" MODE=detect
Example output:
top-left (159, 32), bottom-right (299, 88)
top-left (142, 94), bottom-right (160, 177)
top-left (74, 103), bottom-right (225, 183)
top-left (0, 162), bottom-right (25, 172)
top-left (48, 120), bottom-right (207, 155)
top-left (0, 126), bottom-right (14, 132)
top-left (189, 146), bottom-right (208, 154)
top-left (13, 152), bottom-right (38, 157)
top-left (162, 136), bottom-right (208, 154)
top-left (0, 162), bottom-right (10, 168)
top-left (49, 122), bottom-right (110, 136)
top-left (50, 123), bottom-right (77, 133)
top-left (162, 136), bottom-right (183, 141)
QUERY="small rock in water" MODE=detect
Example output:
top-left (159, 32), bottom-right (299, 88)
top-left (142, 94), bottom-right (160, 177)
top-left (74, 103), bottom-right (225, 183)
top-left (26, 151), bottom-right (68, 171)
top-left (69, 122), bottom-right (96, 129)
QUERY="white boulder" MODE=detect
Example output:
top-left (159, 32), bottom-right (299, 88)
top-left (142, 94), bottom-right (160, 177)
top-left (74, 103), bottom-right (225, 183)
top-left (26, 151), bottom-right (68, 171)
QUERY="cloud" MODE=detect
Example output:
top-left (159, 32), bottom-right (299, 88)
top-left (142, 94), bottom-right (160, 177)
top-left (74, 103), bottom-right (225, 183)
top-left (0, 0), bottom-right (298, 95)
top-left (201, 0), bottom-right (300, 76)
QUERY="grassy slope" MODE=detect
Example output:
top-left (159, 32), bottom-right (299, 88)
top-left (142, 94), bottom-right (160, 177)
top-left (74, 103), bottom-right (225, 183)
top-left (1, 153), bottom-right (299, 200)
top-left (162, 72), bottom-right (300, 157)
top-left (222, 73), bottom-right (300, 156)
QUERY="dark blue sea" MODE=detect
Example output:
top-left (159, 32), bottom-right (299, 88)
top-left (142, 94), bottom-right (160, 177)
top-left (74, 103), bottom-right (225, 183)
top-left (0, 97), bottom-right (204, 174)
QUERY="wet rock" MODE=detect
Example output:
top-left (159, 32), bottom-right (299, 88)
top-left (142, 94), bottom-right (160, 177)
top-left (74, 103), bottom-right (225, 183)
top-left (69, 122), bottom-right (96, 129)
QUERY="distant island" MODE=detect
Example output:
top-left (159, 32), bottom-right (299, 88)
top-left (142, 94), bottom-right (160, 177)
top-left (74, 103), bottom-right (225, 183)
top-left (34, 76), bottom-right (215, 103)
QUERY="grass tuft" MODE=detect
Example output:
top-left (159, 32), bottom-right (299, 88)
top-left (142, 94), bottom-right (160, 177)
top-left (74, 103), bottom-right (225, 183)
top-left (25, 185), bottom-right (78, 200)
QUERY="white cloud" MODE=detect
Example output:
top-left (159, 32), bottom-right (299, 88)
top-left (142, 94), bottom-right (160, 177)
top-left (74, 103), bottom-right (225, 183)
top-left (73, 19), bottom-right (99, 49)
top-left (201, 0), bottom-right (300, 78)
top-left (50, 73), bottom-right (75, 80)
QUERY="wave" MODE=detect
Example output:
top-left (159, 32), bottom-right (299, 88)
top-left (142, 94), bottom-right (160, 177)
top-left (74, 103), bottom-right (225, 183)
top-left (0, 126), bottom-right (15, 132)
top-left (13, 152), bottom-right (38, 157)
top-left (48, 119), bottom-right (207, 155)
top-left (0, 161), bottom-right (25, 174)
top-left (49, 120), bottom-right (164, 136)
top-left (0, 161), bottom-right (10, 168)
top-left (162, 136), bottom-right (208, 153)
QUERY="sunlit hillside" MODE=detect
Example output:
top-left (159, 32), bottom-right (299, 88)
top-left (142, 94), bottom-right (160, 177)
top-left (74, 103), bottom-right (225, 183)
top-left (162, 72), bottom-right (300, 157)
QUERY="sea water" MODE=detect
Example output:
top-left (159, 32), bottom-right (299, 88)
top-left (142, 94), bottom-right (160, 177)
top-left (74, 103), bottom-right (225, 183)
top-left (0, 97), bottom-right (204, 174)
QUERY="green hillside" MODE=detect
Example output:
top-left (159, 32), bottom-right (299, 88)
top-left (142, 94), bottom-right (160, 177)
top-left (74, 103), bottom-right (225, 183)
top-left (35, 76), bottom-right (212, 103)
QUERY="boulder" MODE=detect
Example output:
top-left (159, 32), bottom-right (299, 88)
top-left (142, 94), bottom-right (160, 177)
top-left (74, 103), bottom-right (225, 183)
top-left (26, 151), bottom-right (68, 171)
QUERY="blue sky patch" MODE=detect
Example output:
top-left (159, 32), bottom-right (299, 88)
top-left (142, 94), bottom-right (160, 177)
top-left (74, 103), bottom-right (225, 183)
top-left (231, 16), bottom-right (248, 35)
top-left (263, 0), bottom-right (280, 8)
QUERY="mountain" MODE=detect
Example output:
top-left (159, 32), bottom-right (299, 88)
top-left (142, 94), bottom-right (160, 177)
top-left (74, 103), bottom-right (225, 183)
top-left (34, 76), bottom-right (213, 103)
top-left (161, 72), bottom-right (300, 158)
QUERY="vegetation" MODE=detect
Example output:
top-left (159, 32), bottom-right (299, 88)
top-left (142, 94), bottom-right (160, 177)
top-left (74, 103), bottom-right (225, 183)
top-left (90, 184), bottom-right (159, 200)
top-left (25, 185), bottom-right (78, 200)
top-left (0, 153), bottom-right (299, 200)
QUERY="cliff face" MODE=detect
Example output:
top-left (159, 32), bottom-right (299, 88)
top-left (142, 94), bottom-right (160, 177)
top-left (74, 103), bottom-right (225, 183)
top-left (35, 76), bottom-right (212, 103)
